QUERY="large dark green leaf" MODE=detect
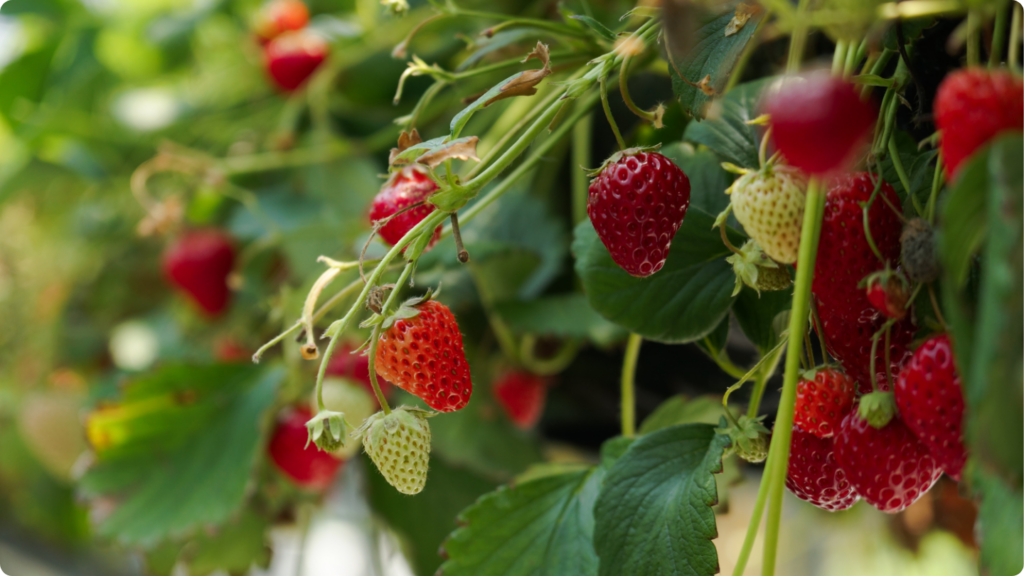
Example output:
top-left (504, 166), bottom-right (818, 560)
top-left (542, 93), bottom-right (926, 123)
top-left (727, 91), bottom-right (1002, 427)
top-left (439, 438), bottom-right (632, 576)
top-left (494, 293), bottom-right (625, 345)
top-left (660, 143), bottom-right (734, 218)
top-left (593, 424), bottom-right (728, 576)
top-left (572, 212), bottom-right (742, 343)
top-left (667, 3), bottom-right (765, 119)
top-left (733, 285), bottom-right (791, 354)
top-left (975, 467), bottom-right (1024, 576)
top-left (683, 78), bottom-right (770, 169)
top-left (638, 395), bottom-right (724, 435)
top-left (78, 364), bottom-right (283, 546)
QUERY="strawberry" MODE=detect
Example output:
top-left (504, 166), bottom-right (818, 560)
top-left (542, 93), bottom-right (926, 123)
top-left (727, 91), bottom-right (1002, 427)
top-left (765, 73), bottom-right (877, 175)
top-left (726, 240), bottom-right (792, 296)
top-left (895, 334), bottom-right (967, 480)
top-left (357, 406), bottom-right (431, 495)
top-left (317, 377), bottom-right (377, 459)
top-left (327, 344), bottom-right (393, 402)
top-left (368, 166), bottom-right (442, 250)
top-left (264, 30), bottom-right (327, 92)
top-left (863, 268), bottom-right (910, 320)
top-left (727, 167), bottom-right (806, 264)
top-left (901, 218), bottom-right (940, 283)
top-left (163, 229), bottom-right (236, 317)
top-left (253, 0), bottom-right (309, 44)
top-left (214, 337), bottom-right (249, 362)
top-left (794, 368), bottom-right (856, 438)
top-left (833, 411), bottom-right (942, 513)
top-left (812, 173), bottom-right (914, 392)
top-left (493, 371), bottom-right (549, 430)
top-left (785, 426), bottom-right (860, 511)
top-left (268, 406), bottom-right (344, 490)
top-left (717, 414), bottom-right (770, 464)
top-left (375, 297), bottom-right (472, 412)
top-left (587, 150), bottom-right (691, 277)
top-left (934, 68), bottom-right (1023, 178)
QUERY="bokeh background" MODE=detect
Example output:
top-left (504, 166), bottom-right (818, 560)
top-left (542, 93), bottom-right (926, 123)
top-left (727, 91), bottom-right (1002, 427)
top-left (0, 0), bottom-right (1002, 575)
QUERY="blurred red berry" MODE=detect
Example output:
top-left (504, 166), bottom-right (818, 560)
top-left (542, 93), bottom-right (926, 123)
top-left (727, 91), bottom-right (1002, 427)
top-left (369, 167), bottom-right (441, 250)
top-left (163, 229), bottom-right (236, 317)
top-left (253, 0), bottom-right (310, 44)
top-left (493, 371), bottom-right (549, 429)
top-left (268, 407), bottom-right (344, 490)
top-left (265, 31), bottom-right (327, 92)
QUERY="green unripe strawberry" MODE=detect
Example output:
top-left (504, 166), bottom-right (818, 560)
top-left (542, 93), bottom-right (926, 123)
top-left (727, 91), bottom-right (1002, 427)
top-left (727, 167), bottom-right (807, 264)
top-left (726, 240), bottom-right (793, 296)
top-left (716, 414), bottom-right (770, 464)
top-left (356, 406), bottom-right (432, 495)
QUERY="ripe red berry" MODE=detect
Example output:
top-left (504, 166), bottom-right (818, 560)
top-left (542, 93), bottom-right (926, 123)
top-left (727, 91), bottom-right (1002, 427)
top-left (163, 229), bottom-right (236, 317)
top-left (935, 68), bottom-right (1023, 178)
top-left (794, 368), bottom-right (856, 438)
top-left (214, 337), bottom-right (249, 362)
top-left (375, 299), bottom-right (472, 412)
top-left (326, 344), bottom-right (393, 402)
top-left (895, 334), bottom-right (967, 480)
top-left (864, 271), bottom-right (909, 320)
top-left (493, 371), bottom-right (548, 429)
top-left (765, 73), bottom-right (877, 175)
top-left (812, 174), bottom-right (914, 392)
top-left (369, 167), bottom-right (442, 250)
top-left (268, 407), bottom-right (344, 490)
top-left (253, 0), bottom-right (310, 44)
top-left (587, 151), bottom-right (691, 277)
top-left (264, 31), bottom-right (327, 92)
top-left (786, 426), bottom-right (860, 512)
top-left (833, 411), bottom-right (941, 513)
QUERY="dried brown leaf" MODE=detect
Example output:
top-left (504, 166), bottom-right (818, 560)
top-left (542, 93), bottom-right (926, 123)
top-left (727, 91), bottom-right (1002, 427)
top-left (415, 137), bottom-right (480, 168)
top-left (725, 3), bottom-right (761, 37)
top-left (388, 129), bottom-right (423, 165)
top-left (482, 42), bottom-right (552, 107)
top-left (698, 74), bottom-right (716, 96)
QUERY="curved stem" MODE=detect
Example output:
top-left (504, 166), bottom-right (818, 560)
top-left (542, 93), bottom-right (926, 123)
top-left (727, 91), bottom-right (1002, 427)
top-left (621, 333), bottom-right (642, 438)
top-left (600, 75), bottom-right (627, 150)
top-left (762, 178), bottom-right (825, 576)
top-left (710, 347), bottom-right (749, 380)
top-left (887, 137), bottom-right (914, 203)
top-left (450, 8), bottom-right (591, 39)
top-left (520, 336), bottom-right (581, 375)
top-left (747, 346), bottom-right (784, 419)
top-left (720, 223), bottom-right (743, 255)
top-left (1010, 3), bottom-right (1022, 69)
top-left (572, 115), bottom-right (593, 224)
top-left (928, 283), bottom-right (948, 329)
top-left (367, 325), bottom-right (392, 415)
top-left (619, 56), bottom-right (656, 124)
top-left (967, 9), bottom-right (981, 67)
top-left (927, 151), bottom-right (945, 223)
top-left (732, 448), bottom-right (776, 576)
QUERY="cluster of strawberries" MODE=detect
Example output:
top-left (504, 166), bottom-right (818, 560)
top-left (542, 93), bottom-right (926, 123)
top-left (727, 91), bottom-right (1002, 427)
top-left (254, 0), bottom-right (328, 92)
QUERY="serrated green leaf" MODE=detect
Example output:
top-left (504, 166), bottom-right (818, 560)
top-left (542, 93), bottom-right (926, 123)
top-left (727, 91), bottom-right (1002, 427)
top-left (593, 424), bottom-right (729, 576)
top-left (659, 143), bottom-right (734, 218)
top-left (569, 15), bottom-right (616, 41)
top-left (494, 293), bottom-right (625, 345)
top-left (79, 364), bottom-right (283, 546)
top-left (733, 285), bottom-right (791, 354)
top-left (572, 212), bottom-right (742, 343)
top-left (683, 78), bottom-right (770, 169)
top-left (667, 4), bottom-right (766, 119)
top-left (638, 395), bottom-right (725, 435)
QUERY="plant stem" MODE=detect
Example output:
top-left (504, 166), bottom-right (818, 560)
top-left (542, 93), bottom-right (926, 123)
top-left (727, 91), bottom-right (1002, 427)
top-left (451, 8), bottom-right (591, 39)
top-left (619, 56), bottom-right (656, 125)
top-left (732, 448), bottom-right (776, 576)
top-left (367, 325), bottom-right (391, 415)
top-left (747, 346), bottom-right (784, 419)
top-left (928, 283), bottom-right (948, 328)
top-left (927, 151), bottom-right (944, 222)
top-left (1010, 3), bottom-right (1022, 68)
top-left (464, 85), bottom-right (564, 180)
top-left (967, 10), bottom-right (981, 67)
top-left (990, 2), bottom-right (1009, 67)
top-left (572, 115), bottom-right (593, 224)
top-left (600, 75), bottom-right (627, 150)
top-left (725, 11), bottom-right (770, 93)
top-left (832, 40), bottom-right (848, 76)
top-left (762, 178), bottom-right (825, 576)
top-left (621, 333), bottom-right (642, 438)
top-left (887, 137), bottom-right (914, 200)
top-left (786, 0), bottom-right (814, 73)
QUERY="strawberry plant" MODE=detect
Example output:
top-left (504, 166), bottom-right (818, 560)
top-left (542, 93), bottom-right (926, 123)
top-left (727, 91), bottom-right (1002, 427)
top-left (0, 0), bottom-right (1021, 574)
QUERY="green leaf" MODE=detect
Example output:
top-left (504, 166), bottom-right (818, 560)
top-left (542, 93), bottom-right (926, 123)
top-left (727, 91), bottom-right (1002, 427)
top-left (683, 78), bottom-right (770, 168)
top-left (569, 15), bottom-right (616, 41)
top-left (939, 154), bottom-right (988, 288)
top-left (450, 61), bottom-right (549, 138)
top-left (638, 395), bottom-right (725, 435)
top-left (974, 467), bottom-right (1024, 576)
top-left (593, 424), bottom-right (729, 576)
top-left (494, 293), bottom-right (625, 345)
top-left (732, 286), bottom-right (791, 354)
top-left (186, 510), bottom-right (271, 576)
top-left (439, 438), bottom-right (631, 576)
top-left (667, 4), bottom-right (766, 119)
top-left (660, 143), bottom-right (734, 218)
top-left (78, 364), bottom-right (283, 546)
top-left (880, 130), bottom-right (936, 209)
top-left (572, 212), bottom-right (742, 343)
top-left (882, 17), bottom-right (934, 51)
top-left (694, 315), bottom-right (730, 358)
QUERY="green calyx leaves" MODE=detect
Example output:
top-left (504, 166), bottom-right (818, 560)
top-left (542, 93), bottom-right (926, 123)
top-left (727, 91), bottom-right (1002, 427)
top-left (858, 391), bottom-right (897, 429)
top-left (360, 287), bottom-right (437, 330)
top-left (305, 409), bottom-right (351, 452)
top-left (725, 240), bottom-right (792, 296)
top-left (715, 414), bottom-right (770, 463)
top-left (583, 144), bottom-right (663, 178)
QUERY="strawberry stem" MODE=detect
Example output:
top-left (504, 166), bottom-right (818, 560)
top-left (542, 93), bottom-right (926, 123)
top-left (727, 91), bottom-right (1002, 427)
top-left (746, 346), bottom-right (784, 419)
top-left (732, 447), bottom-right (776, 576)
top-left (967, 9), bottom-right (981, 67)
top-left (884, 323), bottom-right (894, 391)
top-left (927, 283), bottom-right (948, 329)
top-left (887, 137), bottom-right (914, 206)
top-left (810, 300), bottom-right (831, 364)
top-left (1010, 3), bottom-right (1022, 69)
top-left (926, 151), bottom-right (945, 222)
top-left (572, 115), bottom-right (592, 225)
top-left (367, 325), bottom-right (392, 415)
top-left (450, 213), bottom-right (470, 263)
top-left (762, 176), bottom-right (825, 576)
top-left (620, 333), bottom-right (642, 438)
top-left (599, 74), bottom-right (627, 151)
top-left (719, 222), bottom-right (743, 255)
top-left (619, 55), bottom-right (659, 127)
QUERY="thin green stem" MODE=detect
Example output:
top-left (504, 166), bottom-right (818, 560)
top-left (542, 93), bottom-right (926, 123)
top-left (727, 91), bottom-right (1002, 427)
top-left (990, 3), bottom-right (1009, 68)
top-left (928, 283), bottom-right (948, 328)
top-left (786, 0), bottom-right (814, 73)
top-left (810, 300), bottom-right (830, 363)
top-left (844, 38), bottom-right (865, 77)
top-left (600, 75), bottom-right (627, 150)
top-left (621, 333), bottom-right (642, 438)
top-left (367, 326), bottom-right (391, 415)
top-left (520, 336), bottom-right (581, 375)
top-left (762, 178), bottom-right (825, 576)
top-left (927, 151), bottom-right (944, 222)
top-left (732, 448), bottom-right (776, 576)
top-left (407, 80), bottom-right (448, 130)
top-left (464, 85), bottom-right (564, 180)
top-left (725, 11), bottom-right (769, 93)
top-left (219, 142), bottom-right (351, 175)
top-left (710, 347), bottom-right (749, 379)
top-left (316, 335), bottom-right (341, 412)
top-left (967, 10), bottom-right (981, 67)
top-left (572, 115), bottom-right (593, 224)
top-left (1011, 3), bottom-right (1022, 69)
top-left (463, 98), bottom-right (564, 192)
top-left (619, 55), bottom-right (657, 125)
top-left (452, 9), bottom-right (591, 39)
top-left (887, 137), bottom-right (914, 202)
top-left (832, 40), bottom-right (848, 76)
top-left (747, 346), bottom-right (784, 419)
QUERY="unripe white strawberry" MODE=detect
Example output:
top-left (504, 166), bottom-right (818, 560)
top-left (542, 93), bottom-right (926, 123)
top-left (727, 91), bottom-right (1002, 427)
top-left (727, 168), bottom-right (807, 264)
top-left (356, 406), bottom-right (431, 495)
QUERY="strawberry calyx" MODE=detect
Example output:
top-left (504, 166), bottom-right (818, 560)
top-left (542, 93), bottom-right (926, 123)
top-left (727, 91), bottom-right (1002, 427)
top-left (360, 286), bottom-right (439, 330)
top-left (857, 391), bottom-right (897, 429)
top-left (798, 363), bottom-right (843, 382)
top-left (351, 405), bottom-right (435, 441)
top-left (305, 409), bottom-right (351, 452)
top-left (583, 144), bottom-right (662, 178)
top-left (716, 413), bottom-right (770, 463)
top-left (725, 240), bottom-right (792, 296)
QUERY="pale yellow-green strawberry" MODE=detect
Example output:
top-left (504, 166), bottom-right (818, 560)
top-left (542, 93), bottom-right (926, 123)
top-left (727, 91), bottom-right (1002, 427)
top-left (727, 168), bottom-right (807, 264)
top-left (356, 406), bottom-right (432, 495)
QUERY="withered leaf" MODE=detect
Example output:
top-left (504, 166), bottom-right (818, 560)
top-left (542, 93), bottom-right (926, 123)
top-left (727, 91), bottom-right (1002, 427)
top-left (725, 3), bottom-right (761, 37)
top-left (698, 74), bottom-right (716, 96)
top-left (481, 42), bottom-right (552, 107)
top-left (415, 136), bottom-right (480, 168)
top-left (388, 129), bottom-right (423, 165)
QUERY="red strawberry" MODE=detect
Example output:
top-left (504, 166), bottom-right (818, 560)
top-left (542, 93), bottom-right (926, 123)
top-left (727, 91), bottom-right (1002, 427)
top-left (375, 299), bottom-right (472, 412)
top-left (895, 334), bottom-right (967, 480)
top-left (935, 68), bottom-right (1023, 178)
top-left (369, 167), bottom-right (442, 250)
top-left (253, 0), bottom-right (309, 44)
top-left (214, 337), bottom-right (249, 362)
top-left (794, 368), bottom-right (856, 438)
top-left (786, 426), bottom-right (860, 511)
top-left (493, 371), bottom-right (548, 429)
top-left (833, 411), bottom-right (941, 513)
top-left (268, 407), bottom-right (344, 490)
top-left (264, 31), bottom-right (327, 92)
top-left (163, 229), bottom-right (236, 317)
top-left (326, 345), bottom-right (393, 402)
top-left (863, 269), bottom-right (910, 320)
top-left (812, 174), bottom-right (914, 392)
top-left (587, 150), bottom-right (691, 277)
top-left (765, 73), bottom-right (877, 175)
